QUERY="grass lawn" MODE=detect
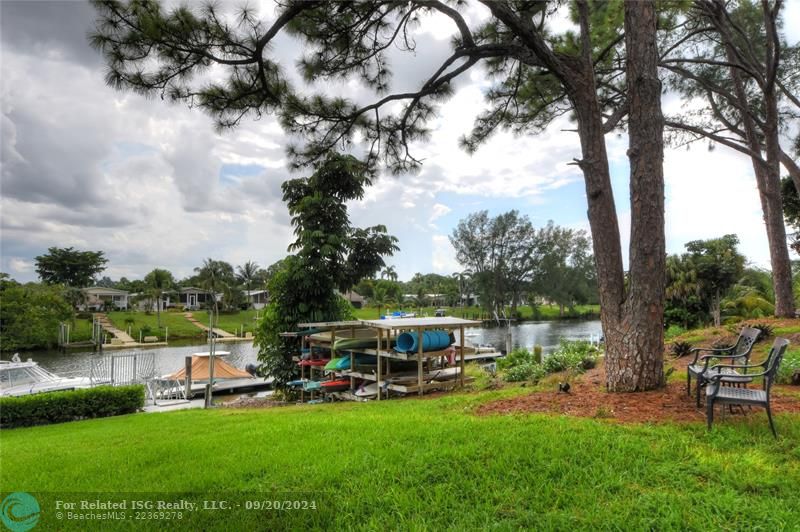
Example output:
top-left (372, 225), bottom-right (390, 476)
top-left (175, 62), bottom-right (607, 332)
top-left (2, 388), bottom-right (798, 530)
top-left (106, 311), bottom-right (205, 341)
top-left (193, 309), bottom-right (261, 335)
top-left (352, 304), bottom-right (600, 321)
top-left (67, 317), bottom-right (94, 342)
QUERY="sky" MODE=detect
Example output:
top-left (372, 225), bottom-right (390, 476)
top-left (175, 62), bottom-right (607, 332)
top-left (1, 1), bottom-right (799, 284)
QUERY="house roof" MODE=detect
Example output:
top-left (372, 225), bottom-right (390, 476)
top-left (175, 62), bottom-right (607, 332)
top-left (339, 290), bottom-right (364, 303)
top-left (180, 287), bottom-right (210, 293)
top-left (244, 290), bottom-right (268, 296)
top-left (82, 287), bottom-right (129, 295)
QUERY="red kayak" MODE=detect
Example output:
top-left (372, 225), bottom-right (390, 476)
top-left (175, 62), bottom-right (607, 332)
top-left (298, 359), bottom-right (331, 367)
top-left (320, 379), bottom-right (350, 392)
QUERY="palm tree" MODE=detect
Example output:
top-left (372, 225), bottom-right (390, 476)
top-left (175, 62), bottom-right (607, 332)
top-left (237, 260), bottom-right (259, 308)
top-left (194, 258), bottom-right (231, 321)
top-left (452, 270), bottom-right (472, 315)
top-left (144, 268), bottom-right (174, 328)
top-left (382, 265), bottom-right (398, 282)
top-left (371, 285), bottom-right (394, 319)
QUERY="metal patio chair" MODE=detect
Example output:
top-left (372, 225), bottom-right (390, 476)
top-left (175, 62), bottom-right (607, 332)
top-left (705, 337), bottom-right (789, 437)
top-left (687, 327), bottom-right (760, 407)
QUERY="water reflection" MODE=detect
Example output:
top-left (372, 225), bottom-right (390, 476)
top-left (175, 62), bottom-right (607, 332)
top-left (465, 320), bottom-right (602, 353)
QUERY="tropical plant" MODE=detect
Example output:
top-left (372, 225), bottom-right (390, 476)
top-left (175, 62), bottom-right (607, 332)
top-left (498, 348), bottom-right (534, 371)
top-left (144, 268), bottom-right (174, 327)
top-left (776, 350), bottom-right (800, 385)
top-left (237, 260), bottom-right (260, 308)
top-left (671, 341), bottom-right (694, 358)
top-left (370, 285), bottom-right (394, 319)
top-left (504, 363), bottom-right (547, 383)
top-left (543, 340), bottom-right (600, 374)
top-left (381, 266), bottom-right (398, 282)
top-left (256, 154), bottom-right (398, 388)
top-left (748, 323), bottom-right (774, 341)
top-left (194, 259), bottom-right (237, 317)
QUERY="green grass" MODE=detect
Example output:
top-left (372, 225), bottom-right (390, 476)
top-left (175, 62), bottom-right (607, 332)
top-left (2, 390), bottom-right (798, 530)
top-left (67, 318), bottom-right (94, 342)
top-left (352, 304), bottom-right (600, 321)
top-left (106, 311), bottom-right (204, 341)
top-left (773, 324), bottom-right (800, 335)
top-left (193, 310), bottom-right (261, 335)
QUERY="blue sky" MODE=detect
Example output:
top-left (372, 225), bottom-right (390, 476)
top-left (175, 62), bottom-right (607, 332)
top-left (1, 1), bottom-right (798, 284)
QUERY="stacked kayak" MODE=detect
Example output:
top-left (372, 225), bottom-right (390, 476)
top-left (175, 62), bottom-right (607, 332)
top-left (324, 355), bottom-right (377, 371)
top-left (298, 359), bottom-right (330, 367)
top-left (320, 379), bottom-right (350, 392)
top-left (333, 337), bottom-right (396, 353)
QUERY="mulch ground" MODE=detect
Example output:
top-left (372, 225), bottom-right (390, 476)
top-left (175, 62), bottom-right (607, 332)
top-left (476, 362), bottom-right (800, 424)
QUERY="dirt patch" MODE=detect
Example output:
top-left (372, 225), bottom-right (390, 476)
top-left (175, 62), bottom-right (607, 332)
top-left (477, 363), bottom-right (800, 424)
top-left (224, 397), bottom-right (292, 409)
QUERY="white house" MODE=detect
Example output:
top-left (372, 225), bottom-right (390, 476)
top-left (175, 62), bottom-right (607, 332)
top-left (177, 287), bottom-right (216, 310)
top-left (244, 289), bottom-right (269, 309)
top-left (81, 287), bottom-right (129, 311)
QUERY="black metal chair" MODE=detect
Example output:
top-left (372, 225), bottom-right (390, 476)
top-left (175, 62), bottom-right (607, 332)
top-left (687, 327), bottom-right (760, 407)
top-left (705, 337), bottom-right (790, 437)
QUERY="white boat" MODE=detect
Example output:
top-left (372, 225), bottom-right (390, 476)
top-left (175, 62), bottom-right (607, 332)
top-left (1, 354), bottom-right (92, 397)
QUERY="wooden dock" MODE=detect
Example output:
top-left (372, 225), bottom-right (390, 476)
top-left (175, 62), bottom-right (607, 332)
top-left (183, 312), bottom-right (246, 340)
top-left (94, 313), bottom-right (138, 347)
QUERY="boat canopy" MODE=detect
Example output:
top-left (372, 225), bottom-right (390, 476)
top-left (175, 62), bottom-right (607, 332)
top-left (165, 355), bottom-right (251, 381)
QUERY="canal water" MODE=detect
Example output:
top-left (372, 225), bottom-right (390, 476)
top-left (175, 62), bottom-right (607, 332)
top-left (3, 320), bottom-right (602, 376)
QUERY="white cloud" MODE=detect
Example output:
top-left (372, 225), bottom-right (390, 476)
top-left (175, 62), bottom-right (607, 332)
top-left (1, 0), bottom-right (797, 285)
top-left (431, 234), bottom-right (460, 274)
top-left (429, 203), bottom-right (452, 225)
top-left (8, 258), bottom-right (33, 274)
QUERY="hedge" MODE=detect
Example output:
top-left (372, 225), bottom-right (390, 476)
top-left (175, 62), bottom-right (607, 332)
top-left (0, 385), bottom-right (145, 428)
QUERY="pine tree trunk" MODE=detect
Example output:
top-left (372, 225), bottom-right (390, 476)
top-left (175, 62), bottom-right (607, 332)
top-left (605, 0), bottom-right (665, 391)
top-left (563, 1), bottom-right (666, 392)
top-left (763, 92), bottom-right (795, 318)
top-left (725, 44), bottom-right (795, 319)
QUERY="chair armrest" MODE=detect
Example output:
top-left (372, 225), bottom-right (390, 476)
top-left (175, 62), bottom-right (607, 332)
top-left (689, 346), bottom-right (733, 364)
top-left (698, 353), bottom-right (745, 361)
top-left (706, 365), bottom-right (767, 381)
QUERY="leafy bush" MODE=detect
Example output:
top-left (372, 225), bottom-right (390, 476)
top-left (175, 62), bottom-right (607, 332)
top-left (777, 350), bottom-right (800, 385)
top-left (543, 340), bottom-right (599, 374)
top-left (671, 341), bottom-right (694, 358)
top-left (504, 362), bottom-right (546, 383)
top-left (0, 283), bottom-right (74, 350)
top-left (498, 348), bottom-right (534, 370)
top-left (0, 385), bottom-right (145, 428)
top-left (665, 325), bottom-right (686, 340)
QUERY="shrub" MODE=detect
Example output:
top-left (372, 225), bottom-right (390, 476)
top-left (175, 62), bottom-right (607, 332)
top-left (671, 341), bottom-right (694, 358)
top-left (543, 340), bottom-right (599, 374)
top-left (504, 362), bottom-right (546, 383)
top-left (498, 348), bottom-right (534, 370)
top-left (665, 325), bottom-right (686, 340)
top-left (0, 385), bottom-right (145, 428)
top-left (776, 350), bottom-right (800, 385)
